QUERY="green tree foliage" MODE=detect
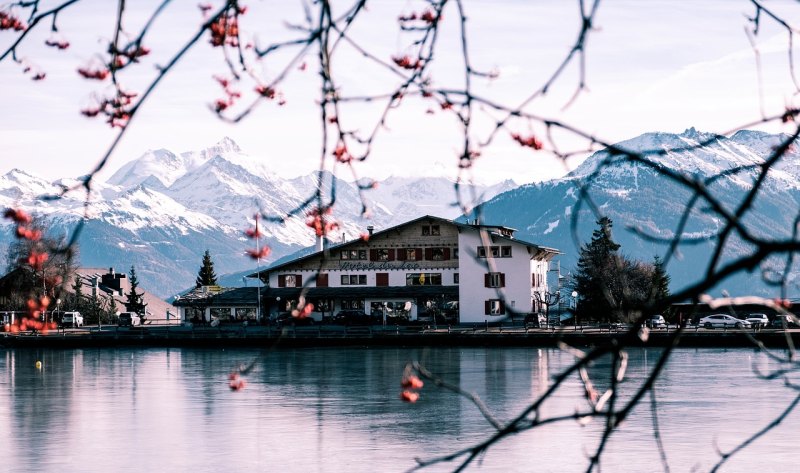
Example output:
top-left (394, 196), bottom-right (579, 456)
top-left (573, 217), bottom-right (622, 322)
top-left (651, 255), bottom-right (671, 303)
top-left (125, 265), bottom-right (146, 315)
top-left (195, 249), bottom-right (218, 288)
top-left (573, 218), bottom-right (671, 322)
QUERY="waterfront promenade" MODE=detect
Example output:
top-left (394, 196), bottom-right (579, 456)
top-left (2, 323), bottom-right (798, 349)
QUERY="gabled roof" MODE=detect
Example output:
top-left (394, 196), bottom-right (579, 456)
top-left (251, 214), bottom-right (560, 277)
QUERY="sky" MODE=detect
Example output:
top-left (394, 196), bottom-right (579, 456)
top-left (1, 0), bottom-right (799, 186)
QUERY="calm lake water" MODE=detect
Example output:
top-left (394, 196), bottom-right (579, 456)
top-left (0, 346), bottom-right (797, 472)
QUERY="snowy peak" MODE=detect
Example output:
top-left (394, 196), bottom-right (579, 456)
top-left (570, 129), bottom-right (800, 188)
top-left (0, 168), bottom-right (59, 199)
top-left (107, 137), bottom-right (246, 190)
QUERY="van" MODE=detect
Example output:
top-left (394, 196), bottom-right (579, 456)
top-left (118, 312), bottom-right (141, 327)
top-left (62, 311), bottom-right (84, 328)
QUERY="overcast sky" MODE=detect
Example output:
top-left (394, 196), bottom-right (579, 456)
top-left (1, 0), bottom-right (799, 185)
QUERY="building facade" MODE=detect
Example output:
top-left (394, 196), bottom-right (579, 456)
top-left (254, 215), bottom-right (559, 324)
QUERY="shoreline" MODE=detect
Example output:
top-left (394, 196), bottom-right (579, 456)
top-left (2, 325), bottom-right (797, 349)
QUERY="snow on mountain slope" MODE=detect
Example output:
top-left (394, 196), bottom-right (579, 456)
top-left (475, 128), bottom-right (800, 298)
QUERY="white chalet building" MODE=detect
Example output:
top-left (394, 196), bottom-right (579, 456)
top-left (255, 215), bottom-right (559, 324)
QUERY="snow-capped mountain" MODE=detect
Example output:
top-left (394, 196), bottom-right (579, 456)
top-left (1, 138), bottom-right (512, 298)
top-left (470, 128), bottom-right (800, 298)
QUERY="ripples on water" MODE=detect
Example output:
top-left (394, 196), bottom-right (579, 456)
top-left (0, 347), bottom-right (796, 472)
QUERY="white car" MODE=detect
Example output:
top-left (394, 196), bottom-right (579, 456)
top-left (699, 314), bottom-right (751, 329)
top-left (745, 313), bottom-right (769, 328)
top-left (646, 314), bottom-right (666, 328)
top-left (61, 311), bottom-right (84, 328)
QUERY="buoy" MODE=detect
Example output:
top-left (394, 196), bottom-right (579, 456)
top-left (35, 361), bottom-right (42, 369)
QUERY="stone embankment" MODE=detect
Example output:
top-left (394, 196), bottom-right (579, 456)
top-left (2, 324), bottom-right (797, 349)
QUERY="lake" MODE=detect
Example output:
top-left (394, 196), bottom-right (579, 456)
top-left (0, 346), bottom-right (796, 472)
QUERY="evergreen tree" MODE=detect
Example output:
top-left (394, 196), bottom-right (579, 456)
top-left (70, 276), bottom-right (85, 313)
top-left (573, 217), bottom-right (622, 322)
top-left (125, 265), bottom-right (146, 315)
top-left (195, 250), bottom-right (218, 288)
top-left (651, 255), bottom-right (671, 303)
top-left (106, 294), bottom-right (118, 323)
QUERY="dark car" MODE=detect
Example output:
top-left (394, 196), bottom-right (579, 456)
top-left (334, 310), bottom-right (374, 325)
top-left (770, 315), bottom-right (798, 329)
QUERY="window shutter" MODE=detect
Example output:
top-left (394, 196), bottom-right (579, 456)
top-left (296, 275), bottom-right (302, 286)
top-left (316, 273), bottom-right (328, 287)
top-left (278, 275), bottom-right (286, 287)
top-left (425, 248), bottom-right (433, 260)
top-left (484, 274), bottom-right (490, 288)
top-left (500, 273), bottom-right (506, 287)
top-left (376, 273), bottom-right (389, 287)
top-left (499, 300), bottom-right (506, 314)
top-left (484, 301), bottom-right (491, 315)
top-left (443, 248), bottom-right (451, 260)
top-left (396, 249), bottom-right (407, 261)
top-left (369, 249), bottom-right (378, 261)
top-left (388, 249), bottom-right (396, 261)
top-left (415, 248), bottom-right (423, 260)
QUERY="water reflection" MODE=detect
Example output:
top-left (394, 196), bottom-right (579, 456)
top-left (0, 347), bottom-right (797, 472)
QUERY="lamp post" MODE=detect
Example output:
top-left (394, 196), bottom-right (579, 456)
top-left (571, 291), bottom-right (578, 329)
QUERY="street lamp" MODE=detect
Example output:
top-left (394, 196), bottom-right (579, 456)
top-left (571, 291), bottom-right (578, 328)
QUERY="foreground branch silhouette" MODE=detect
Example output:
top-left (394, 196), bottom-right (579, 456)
top-left (3, 1), bottom-right (800, 472)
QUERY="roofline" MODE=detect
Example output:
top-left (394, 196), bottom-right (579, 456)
top-left (251, 214), bottom-right (559, 276)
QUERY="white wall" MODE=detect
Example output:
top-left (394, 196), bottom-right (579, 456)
top-left (458, 231), bottom-right (543, 323)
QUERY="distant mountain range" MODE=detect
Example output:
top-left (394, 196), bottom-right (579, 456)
top-left (4, 129), bottom-right (797, 300)
top-left (468, 128), bottom-right (800, 298)
top-left (0, 138), bottom-right (514, 298)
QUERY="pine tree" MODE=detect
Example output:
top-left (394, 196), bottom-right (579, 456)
top-left (70, 275), bottom-right (85, 313)
top-left (195, 250), bottom-right (218, 288)
top-left (573, 217), bottom-right (622, 322)
top-left (125, 265), bottom-right (146, 315)
top-left (651, 255), bottom-right (671, 303)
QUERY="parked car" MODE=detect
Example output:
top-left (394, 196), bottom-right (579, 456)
top-left (646, 314), bottom-right (666, 328)
top-left (333, 310), bottom-right (374, 325)
top-left (770, 315), bottom-right (798, 329)
top-left (698, 314), bottom-right (751, 329)
top-left (118, 312), bottom-right (141, 327)
top-left (745, 313), bottom-right (769, 328)
top-left (61, 311), bottom-right (84, 328)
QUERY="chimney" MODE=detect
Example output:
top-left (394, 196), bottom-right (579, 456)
top-left (367, 225), bottom-right (374, 236)
top-left (316, 236), bottom-right (324, 252)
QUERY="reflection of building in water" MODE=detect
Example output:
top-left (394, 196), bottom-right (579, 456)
top-left (176, 215), bottom-right (559, 324)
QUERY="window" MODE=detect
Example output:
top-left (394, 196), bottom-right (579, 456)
top-left (485, 299), bottom-right (505, 315)
top-left (454, 273), bottom-right (459, 284)
top-left (405, 248), bottom-right (417, 260)
top-left (341, 299), bottom-right (365, 310)
top-left (477, 246), bottom-right (510, 258)
top-left (377, 249), bottom-right (391, 261)
top-left (341, 249), bottom-right (367, 260)
top-left (278, 274), bottom-right (302, 287)
top-left (485, 272), bottom-right (505, 288)
top-left (406, 273), bottom-right (443, 286)
top-left (340, 274), bottom-right (367, 285)
top-left (424, 247), bottom-right (450, 260)
top-left (316, 273), bottom-right (329, 287)
top-left (422, 224), bottom-right (440, 236)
